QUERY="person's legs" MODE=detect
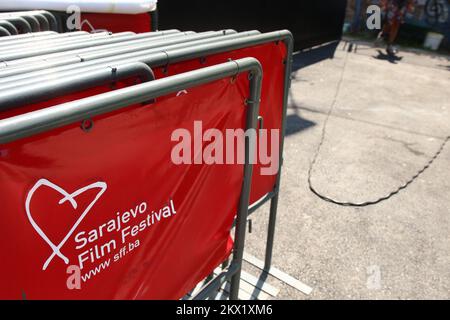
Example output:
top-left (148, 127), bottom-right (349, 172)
top-left (385, 4), bottom-right (404, 55)
top-left (388, 19), bottom-right (400, 45)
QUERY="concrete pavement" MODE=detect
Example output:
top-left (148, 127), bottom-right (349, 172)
top-left (245, 41), bottom-right (450, 299)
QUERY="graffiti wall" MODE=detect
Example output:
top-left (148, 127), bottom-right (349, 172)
top-left (403, 0), bottom-right (450, 48)
top-left (347, 0), bottom-right (450, 48)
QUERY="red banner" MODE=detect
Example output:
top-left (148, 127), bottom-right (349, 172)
top-left (0, 42), bottom-right (288, 205)
top-left (158, 42), bottom-right (288, 204)
top-left (81, 13), bottom-right (153, 33)
top-left (0, 75), bottom-right (250, 299)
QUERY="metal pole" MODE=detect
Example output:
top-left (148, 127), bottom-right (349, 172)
top-left (36, 11), bottom-right (58, 31)
top-left (0, 11), bottom-right (58, 31)
top-left (0, 31), bottom-right (250, 85)
top-left (0, 26), bottom-right (10, 37)
top-left (0, 20), bottom-right (18, 35)
top-left (0, 30), bottom-right (288, 90)
top-left (229, 61), bottom-right (263, 300)
top-left (263, 33), bottom-right (294, 271)
top-left (2, 17), bottom-right (31, 34)
top-left (0, 58), bottom-right (262, 145)
top-left (0, 30), bottom-right (180, 61)
top-left (0, 14), bottom-right (41, 33)
top-left (1, 13), bottom-right (50, 31)
top-left (1, 32), bottom-right (118, 53)
top-left (0, 31), bottom-right (81, 45)
top-left (0, 62), bottom-right (155, 111)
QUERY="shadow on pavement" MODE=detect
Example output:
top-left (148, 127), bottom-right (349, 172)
top-left (373, 49), bottom-right (403, 64)
top-left (292, 41), bottom-right (340, 72)
top-left (285, 114), bottom-right (316, 137)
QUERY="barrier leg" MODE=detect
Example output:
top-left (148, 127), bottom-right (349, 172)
top-left (263, 36), bottom-right (293, 271)
top-left (229, 67), bottom-right (262, 300)
top-left (264, 189), bottom-right (280, 271)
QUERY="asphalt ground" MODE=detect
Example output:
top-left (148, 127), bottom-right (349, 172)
top-left (244, 41), bottom-right (450, 299)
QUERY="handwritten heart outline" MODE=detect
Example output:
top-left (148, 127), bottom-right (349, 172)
top-left (25, 179), bottom-right (107, 271)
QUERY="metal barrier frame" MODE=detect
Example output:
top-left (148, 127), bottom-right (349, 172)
top-left (1, 31), bottom-right (122, 53)
top-left (0, 25), bottom-right (10, 37)
top-left (0, 20), bottom-right (18, 35)
top-left (0, 16), bottom-right (31, 34)
top-left (0, 31), bottom-right (258, 87)
top-left (0, 30), bottom-right (181, 61)
top-left (0, 31), bottom-right (79, 44)
top-left (0, 31), bottom-right (258, 79)
top-left (0, 57), bottom-right (263, 301)
top-left (0, 62), bottom-right (155, 111)
top-left (0, 30), bottom-right (294, 279)
top-left (0, 13), bottom-right (43, 32)
top-left (0, 10), bottom-right (59, 32)
top-left (0, 31), bottom-right (236, 70)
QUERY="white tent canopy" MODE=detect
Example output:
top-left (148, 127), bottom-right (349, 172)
top-left (0, 0), bottom-right (158, 14)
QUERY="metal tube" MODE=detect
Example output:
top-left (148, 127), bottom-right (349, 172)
top-left (263, 33), bottom-right (294, 271)
top-left (0, 30), bottom-right (180, 61)
top-left (2, 30), bottom-right (196, 68)
top-left (0, 56), bottom-right (262, 147)
top-left (229, 60), bottom-right (263, 300)
top-left (0, 62), bottom-right (155, 112)
top-left (248, 191), bottom-right (277, 215)
top-left (1, 31), bottom-right (135, 54)
top-left (0, 11), bottom-right (58, 31)
top-left (0, 31), bottom-right (131, 53)
top-left (0, 31), bottom-right (56, 42)
top-left (0, 13), bottom-right (41, 33)
top-left (0, 31), bottom-right (88, 46)
top-left (0, 20), bottom-right (18, 35)
top-left (36, 11), bottom-right (58, 31)
top-left (0, 30), bottom-right (260, 87)
top-left (22, 13), bottom-right (50, 31)
top-left (2, 17), bottom-right (32, 34)
top-left (16, 15), bottom-right (40, 32)
top-left (0, 26), bottom-right (10, 37)
top-left (193, 263), bottom-right (239, 300)
top-left (0, 31), bottom-right (114, 52)
top-left (0, 31), bottom-right (241, 78)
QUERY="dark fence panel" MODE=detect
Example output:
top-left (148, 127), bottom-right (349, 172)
top-left (157, 0), bottom-right (347, 50)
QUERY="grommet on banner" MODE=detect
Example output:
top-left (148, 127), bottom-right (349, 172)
top-left (199, 57), bottom-right (207, 65)
top-left (80, 118), bottom-right (94, 133)
top-left (162, 65), bottom-right (169, 75)
top-left (258, 116), bottom-right (264, 133)
top-left (244, 98), bottom-right (260, 106)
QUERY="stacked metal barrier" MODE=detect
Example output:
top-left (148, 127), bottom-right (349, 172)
top-left (0, 10), bottom-right (59, 36)
top-left (0, 27), bottom-right (293, 300)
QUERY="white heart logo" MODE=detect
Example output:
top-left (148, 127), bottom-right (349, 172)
top-left (25, 179), bottom-right (107, 271)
